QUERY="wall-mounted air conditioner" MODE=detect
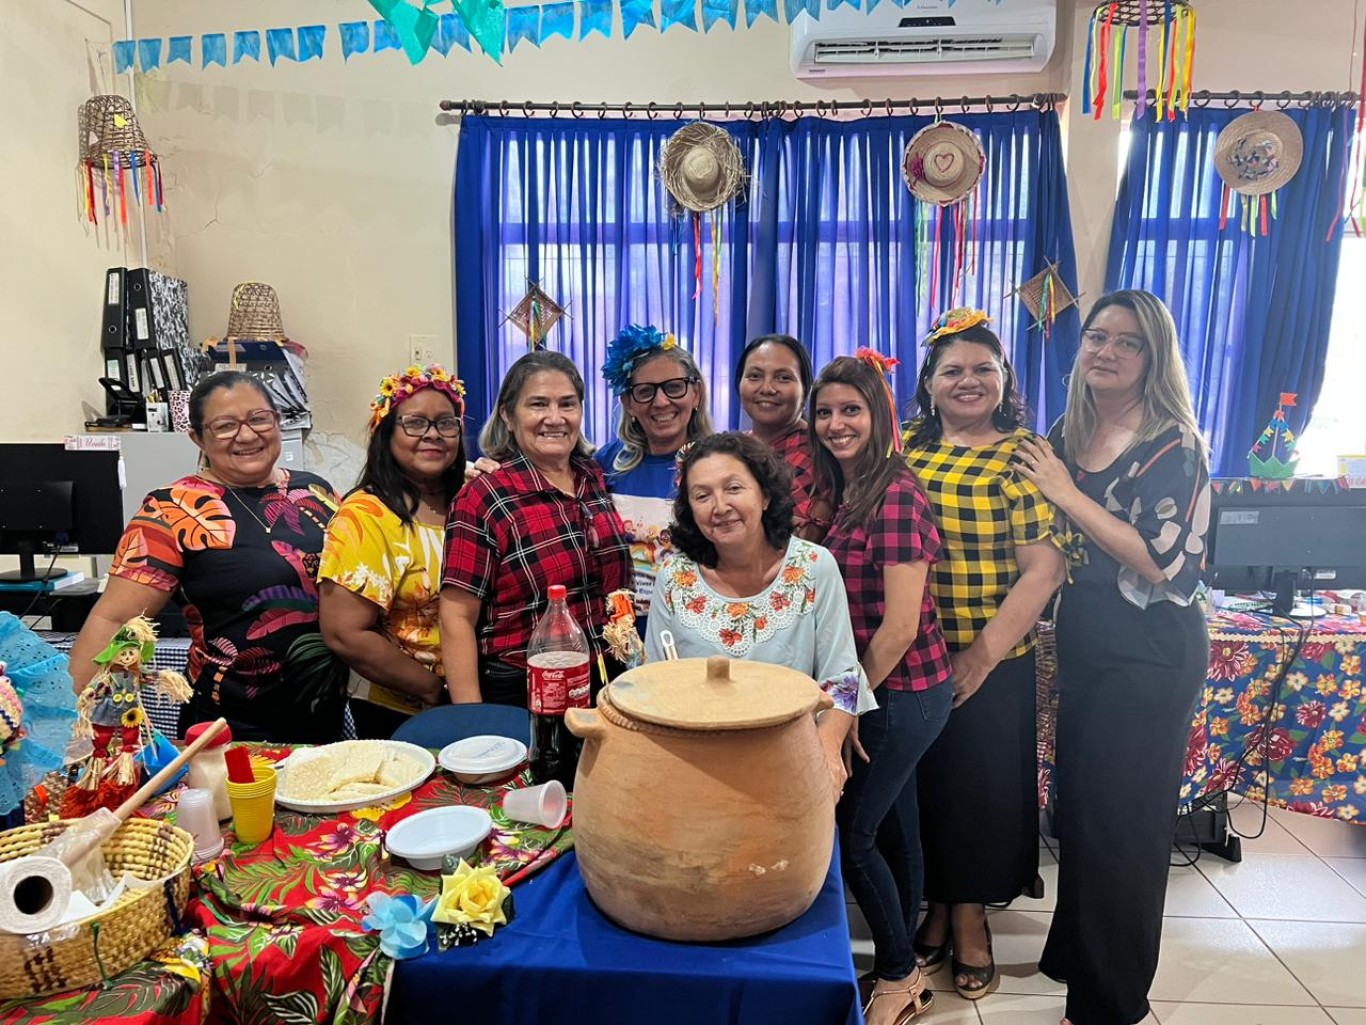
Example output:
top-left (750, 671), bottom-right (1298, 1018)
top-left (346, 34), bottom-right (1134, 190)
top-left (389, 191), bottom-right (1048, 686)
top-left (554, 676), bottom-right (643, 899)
top-left (790, 0), bottom-right (1057, 80)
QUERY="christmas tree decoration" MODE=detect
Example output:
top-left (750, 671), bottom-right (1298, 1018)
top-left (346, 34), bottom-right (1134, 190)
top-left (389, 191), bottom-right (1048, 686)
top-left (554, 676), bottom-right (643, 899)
top-left (1084, 1), bottom-right (1197, 122)
top-left (1247, 391), bottom-right (1301, 480)
top-left (503, 281), bottom-right (568, 349)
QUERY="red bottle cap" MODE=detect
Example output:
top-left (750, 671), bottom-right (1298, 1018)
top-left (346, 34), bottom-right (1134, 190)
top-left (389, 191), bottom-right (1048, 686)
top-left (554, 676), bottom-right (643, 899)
top-left (185, 722), bottom-right (232, 748)
top-left (548, 584), bottom-right (567, 601)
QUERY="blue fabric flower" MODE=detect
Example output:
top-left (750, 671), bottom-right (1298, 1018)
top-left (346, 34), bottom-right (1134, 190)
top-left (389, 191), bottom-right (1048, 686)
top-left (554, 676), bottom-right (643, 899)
top-left (363, 892), bottom-right (436, 960)
top-left (601, 324), bottom-right (675, 396)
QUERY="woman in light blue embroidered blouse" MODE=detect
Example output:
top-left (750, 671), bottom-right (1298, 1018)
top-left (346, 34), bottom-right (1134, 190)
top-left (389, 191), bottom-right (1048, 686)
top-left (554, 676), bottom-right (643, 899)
top-left (644, 432), bottom-right (872, 803)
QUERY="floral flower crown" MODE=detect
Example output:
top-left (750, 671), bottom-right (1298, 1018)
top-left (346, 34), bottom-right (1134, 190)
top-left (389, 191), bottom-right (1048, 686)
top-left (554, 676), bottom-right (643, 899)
top-left (369, 364), bottom-right (467, 430)
top-left (853, 347), bottom-right (903, 456)
top-left (601, 325), bottom-right (680, 397)
top-left (924, 307), bottom-right (991, 346)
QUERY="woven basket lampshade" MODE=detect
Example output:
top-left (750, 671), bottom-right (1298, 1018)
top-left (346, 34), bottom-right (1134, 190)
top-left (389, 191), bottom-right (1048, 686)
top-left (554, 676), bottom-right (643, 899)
top-left (223, 283), bottom-right (288, 341)
top-left (78, 95), bottom-right (155, 168)
top-left (76, 95), bottom-right (165, 228)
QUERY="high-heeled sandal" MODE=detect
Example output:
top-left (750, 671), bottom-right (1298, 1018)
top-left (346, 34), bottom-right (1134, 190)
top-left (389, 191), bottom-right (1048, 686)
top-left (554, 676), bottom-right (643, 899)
top-left (951, 919), bottom-right (997, 1001)
top-left (862, 969), bottom-right (934, 1024)
top-left (912, 936), bottom-right (951, 975)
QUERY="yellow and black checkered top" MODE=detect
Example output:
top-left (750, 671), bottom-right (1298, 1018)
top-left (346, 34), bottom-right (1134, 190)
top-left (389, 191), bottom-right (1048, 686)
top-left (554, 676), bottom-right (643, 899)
top-left (905, 428), bottom-right (1056, 656)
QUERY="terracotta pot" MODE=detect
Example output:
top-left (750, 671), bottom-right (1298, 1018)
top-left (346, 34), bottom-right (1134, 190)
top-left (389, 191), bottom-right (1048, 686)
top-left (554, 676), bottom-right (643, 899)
top-left (564, 655), bottom-right (835, 942)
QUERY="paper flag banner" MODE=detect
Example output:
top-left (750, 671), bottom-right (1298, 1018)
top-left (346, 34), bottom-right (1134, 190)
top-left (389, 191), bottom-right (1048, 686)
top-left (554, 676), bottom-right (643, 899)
top-left (542, 2), bottom-right (576, 40)
top-left (866, 0), bottom-right (884, 12)
top-left (373, 20), bottom-right (401, 51)
top-left (1279, 392), bottom-right (1298, 406)
top-left (702, 0), bottom-right (738, 31)
top-left (378, 0), bottom-right (439, 63)
top-left (661, 0), bottom-right (698, 31)
top-left (620, 0), bottom-right (656, 37)
top-left (784, 0), bottom-right (818, 22)
top-left (452, 0), bottom-right (508, 63)
top-left (299, 25), bottom-right (326, 60)
top-left (168, 36), bottom-right (192, 64)
top-left (745, 0), bottom-right (778, 26)
top-left (507, 6), bottom-right (541, 48)
top-left (339, 22), bottom-right (370, 59)
top-left (825, 0), bottom-right (858, 10)
top-left (580, 0), bottom-right (613, 37)
top-left (234, 30), bottom-right (261, 63)
top-left (138, 38), bottom-right (162, 71)
top-left (266, 28), bottom-right (297, 64)
top-left (113, 40), bottom-right (135, 74)
top-left (202, 33), bottom-right (227, 67)
top-left (433, 13), bottom-right (471, 52)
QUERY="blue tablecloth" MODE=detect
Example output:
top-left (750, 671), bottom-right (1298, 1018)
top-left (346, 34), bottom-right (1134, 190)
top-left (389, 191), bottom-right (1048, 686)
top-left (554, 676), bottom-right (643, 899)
top-left (390, 848), bottom-right (862, 1025)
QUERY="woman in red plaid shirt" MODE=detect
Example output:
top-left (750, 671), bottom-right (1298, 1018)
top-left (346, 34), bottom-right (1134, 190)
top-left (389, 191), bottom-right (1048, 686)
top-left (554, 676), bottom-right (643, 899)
top-left (440, 351), bottom-right (632, 707)
top-left (735, 334), bottom-right (833, 542)
top-left (811, 354), bottom-right (953, 1025)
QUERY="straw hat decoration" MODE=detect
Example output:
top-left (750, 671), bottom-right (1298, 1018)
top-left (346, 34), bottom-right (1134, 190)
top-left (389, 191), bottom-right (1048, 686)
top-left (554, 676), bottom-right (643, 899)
top-left (659, 122), bottom-right (746, 321)
top-left (1213, 110), bottom-right (1303, 235)
top-left (903, 121), bottom-right (986, 310)
top-left (76, 95), bottom-right (164, 231)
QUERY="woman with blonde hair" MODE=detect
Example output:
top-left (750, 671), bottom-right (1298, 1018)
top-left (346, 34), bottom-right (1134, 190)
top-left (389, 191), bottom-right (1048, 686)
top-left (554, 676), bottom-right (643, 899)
top-left (1013, 289), bottom-right (1210, 1025)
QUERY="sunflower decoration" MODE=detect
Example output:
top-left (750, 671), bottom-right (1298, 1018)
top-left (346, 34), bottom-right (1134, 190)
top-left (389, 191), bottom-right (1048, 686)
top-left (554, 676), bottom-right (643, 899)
top-left (369, 364), bottom-right (466, 432)
top-left (61, 616), bottom-right (192, 817)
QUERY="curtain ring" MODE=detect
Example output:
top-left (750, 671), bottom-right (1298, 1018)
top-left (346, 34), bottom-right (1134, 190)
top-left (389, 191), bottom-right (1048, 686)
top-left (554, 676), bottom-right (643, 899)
top-left (724, 101), bottom-right (732, 119)
top-left (550, 101), bottom-right (560, 117)
top-left (624, 101), bottom-right (636, 118)
top-left (1224, 91), bottom-right (1240, 108)
top-left (815, 99), bottom-right (827, 118)
top-left (698, 101), bottom-right (707, 119)
top-left (1192, 90), bottom-right (1210, 108)
top-left (744, 100), bottom-right (755, 120)
top-left (646, 102), bottom-right (658, 120)
top-left (985, 95), bottom-right (994, 113)
top-left (522, 100), bottom-right (533, 117)
top-left (862, 99), bottom-right (873, 118)
top-left (792, 100), bottom-right (804, 118)
top-left (909, 99), bottom-right (918, 116)
top-left (674, 101), bottom-right (685, 119)
top-left (934, 97), bottom-right (943, 117)
top-left (571, 101), bottom-right (584, 118)
top-left (499, 100), bottom-right (509, 116)
top-left (778, 100), bottom-right (790, 118)
top-left (1276, 90), bottom-right (1292, 110)
top-left (884, 98), bottom-right (894, 117)
top-left (1250, 90), bottom-right (1264, 111)
top-left (960, 95), bottom-right (970, 114)
top-left (597, 102), bottom-right (608, 119)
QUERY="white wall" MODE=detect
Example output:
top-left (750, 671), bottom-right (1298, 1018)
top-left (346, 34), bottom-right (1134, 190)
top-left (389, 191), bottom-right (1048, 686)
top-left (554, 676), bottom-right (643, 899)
top-left (2, 0), bottom-right (1359, 470)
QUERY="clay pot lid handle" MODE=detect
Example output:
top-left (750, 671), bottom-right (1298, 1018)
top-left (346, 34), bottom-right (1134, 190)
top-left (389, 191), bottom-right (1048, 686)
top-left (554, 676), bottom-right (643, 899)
top-left (706, 657), bottom-right (732, 683)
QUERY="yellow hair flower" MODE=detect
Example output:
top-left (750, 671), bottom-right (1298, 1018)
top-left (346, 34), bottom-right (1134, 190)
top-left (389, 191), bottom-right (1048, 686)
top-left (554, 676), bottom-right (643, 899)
top-left (661, 334), bottom-right (678, 350)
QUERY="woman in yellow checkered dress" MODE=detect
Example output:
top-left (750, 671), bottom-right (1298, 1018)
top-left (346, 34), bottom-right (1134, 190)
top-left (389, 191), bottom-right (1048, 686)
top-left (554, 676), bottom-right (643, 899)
top-left (903, 309), bottom-right (1066, 1002)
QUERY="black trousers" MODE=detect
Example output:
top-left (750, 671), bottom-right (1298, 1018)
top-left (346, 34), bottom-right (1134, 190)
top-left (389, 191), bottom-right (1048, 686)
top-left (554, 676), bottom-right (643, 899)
top-left (918, 650), bottom-right (1039, 904)
top-left (1040, 583), bottom-right (1206, 1025)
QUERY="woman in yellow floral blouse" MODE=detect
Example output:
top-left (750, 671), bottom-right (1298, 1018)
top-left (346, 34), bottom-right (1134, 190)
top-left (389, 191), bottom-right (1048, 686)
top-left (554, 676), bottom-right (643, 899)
top-left (319, 365), bottom-right (468, 738)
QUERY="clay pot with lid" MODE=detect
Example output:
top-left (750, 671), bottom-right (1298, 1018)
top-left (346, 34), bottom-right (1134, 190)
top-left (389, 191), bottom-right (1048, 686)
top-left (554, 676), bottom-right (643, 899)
top-left (564, 655), bottom-right (835, 942)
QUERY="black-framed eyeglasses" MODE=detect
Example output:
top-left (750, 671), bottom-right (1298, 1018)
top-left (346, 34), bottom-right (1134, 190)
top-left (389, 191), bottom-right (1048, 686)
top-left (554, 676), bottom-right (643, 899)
top-left (628, 376), bottom-right (696, 404)
top-left (396, 414), bottom-right (462, 438)
top-left (1080, 329), bottom-right (1146, 358)
top-left (204, 409), bottom-right (280, 440)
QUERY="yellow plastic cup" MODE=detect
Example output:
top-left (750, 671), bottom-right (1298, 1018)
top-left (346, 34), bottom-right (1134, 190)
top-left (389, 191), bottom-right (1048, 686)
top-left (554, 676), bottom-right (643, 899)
top-left (226, 763), bottom-right (278, 844)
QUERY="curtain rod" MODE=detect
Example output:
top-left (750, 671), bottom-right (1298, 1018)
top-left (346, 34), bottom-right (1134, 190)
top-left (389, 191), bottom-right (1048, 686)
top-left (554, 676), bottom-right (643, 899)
top-left (437, 93), bottom-right (1066, 119)
top-left (1121, 88), bottom-right (1359, 108)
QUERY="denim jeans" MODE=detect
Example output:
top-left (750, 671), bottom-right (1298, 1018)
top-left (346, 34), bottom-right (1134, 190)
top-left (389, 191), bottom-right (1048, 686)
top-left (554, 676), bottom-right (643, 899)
top-left (838, 683), bottom-right (953, 980)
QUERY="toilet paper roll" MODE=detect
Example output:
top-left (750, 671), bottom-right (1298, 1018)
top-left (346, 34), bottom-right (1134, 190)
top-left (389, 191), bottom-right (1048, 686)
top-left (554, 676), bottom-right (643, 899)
top-left (0, 856), bottom-right (75, 935)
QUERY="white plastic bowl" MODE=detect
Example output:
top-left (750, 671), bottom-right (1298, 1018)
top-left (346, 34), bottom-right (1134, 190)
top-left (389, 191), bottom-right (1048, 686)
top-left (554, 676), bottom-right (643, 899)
top-left (384, 806), bottom-right (493, 871)
top-left (438, 735), bottom-right (528, 784)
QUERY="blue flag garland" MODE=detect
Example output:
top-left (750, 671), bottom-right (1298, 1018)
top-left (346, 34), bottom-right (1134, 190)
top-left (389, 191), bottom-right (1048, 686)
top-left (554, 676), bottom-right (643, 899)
top-left (233, 30), bottom-right (261, 63)
top-left (168, 36), bottom-right (192, 64)
top-left (373, 20), bottom-right (402, 52)
top-left (579, 0), bottom-right (613, 37)
top-left (783, 0), bottom-right (818, 21)
top-left (201, 33), bottom-right (227, 67)
top-left (620, 0), bottom-right (656, 37)
top-left (266, 28), bottom-right (297, 64)
top-left (660, 0), bottom-right (697, 32)
top-left (541, 2), bottom-right (576, 41)
top-left (702, 0), bottom-right (737, 31)
top-left (113, 40), bottom-right (135, 74)
top-left (138, 38), bottom-right (162, 71)
top-left (744, 0), bottom-right (778, 26)
top-left (433, 13), bottom-right (472, 53)
top-left (339, 22), bottom-right (370, 60)
top-left (298, 25), bottom-right (327, 61)
top-left (507, 6), bottom-right (540, 48)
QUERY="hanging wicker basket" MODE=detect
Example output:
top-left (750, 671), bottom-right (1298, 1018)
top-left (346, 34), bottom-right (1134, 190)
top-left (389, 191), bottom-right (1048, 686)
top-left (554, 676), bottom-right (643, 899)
top-left (78, 95), bottom-right (155, 170)
top-left (0, 818), bottom-right (193, 998)
top-left (222, 282), bottom-right (288, 341)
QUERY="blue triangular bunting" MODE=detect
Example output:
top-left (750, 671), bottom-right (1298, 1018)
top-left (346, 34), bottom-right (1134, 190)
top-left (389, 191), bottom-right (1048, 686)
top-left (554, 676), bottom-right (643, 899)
top-left (266, 28), bottom-right (297, 64)
top-left (113, 40), bottom-right (135, 74)
top-left (620, 0), bottom-right (656, 37)
top-left (233, 30), bottom-right (261, 63)
top-left (168, 36), bottom-right (192, 64)
top-left (339, 22), bottom-right (370, 59)
top-left (542, 2), bottom-right (576, 40)
top-left (580, 0), bottom-right (613, 37)
top-left (507, 6), bottom-right (541, 48)
top-left (745, 0), bottom-right (778, 25)
top-left (298, 25), bottom-right (326, 60)
top-left (661, 0), bottom-right (698, 31)
top-left (138, 38), bottom-right (162, 71)
top-left (702, 0), bottom-right (738, 30)
top-left (433, 13), bottom-right (472, 53)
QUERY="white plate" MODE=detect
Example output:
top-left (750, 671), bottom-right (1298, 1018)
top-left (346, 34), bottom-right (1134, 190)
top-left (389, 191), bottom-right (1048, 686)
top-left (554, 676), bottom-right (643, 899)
top-left (274, 740), bottom-right (436, 814)
top-left (385, 806), bottom-right (493, 871)
top-left (438, 735), bottom-right (528, 783)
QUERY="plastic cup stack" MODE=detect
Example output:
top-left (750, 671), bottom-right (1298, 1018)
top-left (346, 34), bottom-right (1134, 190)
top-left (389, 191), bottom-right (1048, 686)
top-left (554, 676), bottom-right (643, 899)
top-left (226, 763), bottom-right (278, 845)
top-left (177, 787), bottom-right (225, 863)
top-left (502, 780), bottom-right (568, 829)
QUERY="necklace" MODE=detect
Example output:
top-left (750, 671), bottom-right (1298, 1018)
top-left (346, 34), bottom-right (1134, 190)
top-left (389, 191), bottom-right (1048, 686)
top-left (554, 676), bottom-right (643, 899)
top-left (204, 471), bottom-right (281, 536)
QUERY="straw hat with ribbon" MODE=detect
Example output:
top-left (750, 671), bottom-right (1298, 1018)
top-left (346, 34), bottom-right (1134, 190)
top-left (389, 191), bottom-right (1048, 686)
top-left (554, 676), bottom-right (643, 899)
top-left (659, 122), bottom-right (746, 213)
top-left (1214, 111), bottom-right (1303, 197)
top-left (902, 121), bottom-right (985, 207)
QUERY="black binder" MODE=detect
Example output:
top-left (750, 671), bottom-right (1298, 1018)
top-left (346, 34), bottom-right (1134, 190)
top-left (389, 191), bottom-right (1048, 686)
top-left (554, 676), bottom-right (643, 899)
top-left (125, 268), bottom-right (155, 352)
top-left (99, 267), bottom-right (128, 353)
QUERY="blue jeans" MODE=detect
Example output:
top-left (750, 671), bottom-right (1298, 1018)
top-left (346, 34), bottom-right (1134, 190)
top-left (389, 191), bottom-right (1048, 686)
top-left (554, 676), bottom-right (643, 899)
top-left (838, 683), bottom-right (952, 980)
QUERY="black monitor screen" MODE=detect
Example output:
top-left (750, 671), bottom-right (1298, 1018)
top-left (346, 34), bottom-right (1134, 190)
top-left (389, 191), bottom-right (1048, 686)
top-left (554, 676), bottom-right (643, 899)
top-left (0, 444), bottom-right (125, 581)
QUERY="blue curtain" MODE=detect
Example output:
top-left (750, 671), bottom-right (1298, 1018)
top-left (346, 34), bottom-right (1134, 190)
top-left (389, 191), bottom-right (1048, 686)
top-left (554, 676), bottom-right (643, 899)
top-left (1106, 104), bottom-right (1355, 476)
top-left (454, 109), bottom-right (1081, 450)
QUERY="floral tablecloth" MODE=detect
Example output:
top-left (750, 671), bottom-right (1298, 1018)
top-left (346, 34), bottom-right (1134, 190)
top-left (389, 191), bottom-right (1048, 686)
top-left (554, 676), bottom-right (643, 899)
top-left (0, 747), bottom-right (571, 1025)
top-left (1037, 610), bottom-right (1366, 824)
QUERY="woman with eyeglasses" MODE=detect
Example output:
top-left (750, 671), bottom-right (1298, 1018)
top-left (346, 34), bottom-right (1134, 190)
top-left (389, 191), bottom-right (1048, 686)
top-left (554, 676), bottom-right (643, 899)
top-left (318, 365), bottom-right (468, 739)
top-left (1012, 290), bottom-right (1210, 1025)
top-left (595, 325), bottom-right (714, 625)
top-left (67, 370), bottom-right (343, 743)
top-left (441, 351), bottom-right (632, 707)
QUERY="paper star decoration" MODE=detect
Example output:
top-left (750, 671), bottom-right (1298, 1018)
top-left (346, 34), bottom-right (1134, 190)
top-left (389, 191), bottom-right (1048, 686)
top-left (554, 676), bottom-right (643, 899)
top-left (504, 281), bottom-right (568, 350)
top-left (1006, 260), bottom-right (1080, 339)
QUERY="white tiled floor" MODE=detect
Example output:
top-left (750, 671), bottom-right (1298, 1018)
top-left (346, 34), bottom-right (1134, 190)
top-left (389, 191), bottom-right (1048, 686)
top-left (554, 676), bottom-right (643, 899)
top-left (849, 798), bottom-right (1366, 1023)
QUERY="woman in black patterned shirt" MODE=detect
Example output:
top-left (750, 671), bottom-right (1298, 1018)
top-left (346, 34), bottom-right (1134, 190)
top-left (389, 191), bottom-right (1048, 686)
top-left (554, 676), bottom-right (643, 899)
top-left (1014, 290), bottom-right (1210, 1025)
top-left (904, 309), bottom-right (1066, 1003)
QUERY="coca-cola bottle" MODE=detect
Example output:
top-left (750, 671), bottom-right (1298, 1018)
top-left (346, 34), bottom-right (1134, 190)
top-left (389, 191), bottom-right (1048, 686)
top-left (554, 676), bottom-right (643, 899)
top-left (526, 584), bottom-right (591, 790)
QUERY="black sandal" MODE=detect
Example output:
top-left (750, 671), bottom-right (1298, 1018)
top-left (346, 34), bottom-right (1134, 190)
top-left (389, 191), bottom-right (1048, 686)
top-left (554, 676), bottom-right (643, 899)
top-left (912, 937), bottom-right (951, 975)
top-left (952, 920), bottom-right (997, 1001)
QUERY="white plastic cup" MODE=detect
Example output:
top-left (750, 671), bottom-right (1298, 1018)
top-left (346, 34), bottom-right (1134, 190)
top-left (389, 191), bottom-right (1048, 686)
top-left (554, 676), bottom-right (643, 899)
top-left (501, 780), bottom-right (568, 829)
top-left (178, 787), bottom-right (225, 861)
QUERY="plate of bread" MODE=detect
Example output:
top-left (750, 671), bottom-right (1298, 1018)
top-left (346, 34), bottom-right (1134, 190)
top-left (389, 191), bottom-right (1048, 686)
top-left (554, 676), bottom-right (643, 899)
top-left (274, 739), bottom-right (436, 813)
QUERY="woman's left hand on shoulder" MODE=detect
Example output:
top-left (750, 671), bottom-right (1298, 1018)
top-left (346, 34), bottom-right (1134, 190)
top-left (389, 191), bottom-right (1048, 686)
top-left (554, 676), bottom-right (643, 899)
top-left (1011, 437), bottom-right (1074, 503)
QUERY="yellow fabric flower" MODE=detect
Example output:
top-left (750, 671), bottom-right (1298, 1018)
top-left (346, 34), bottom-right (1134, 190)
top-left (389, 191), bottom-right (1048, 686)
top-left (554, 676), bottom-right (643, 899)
top-left (121, 706), bottom-right (145, 728)
top-left (433, 859), bottom-right (509, 936)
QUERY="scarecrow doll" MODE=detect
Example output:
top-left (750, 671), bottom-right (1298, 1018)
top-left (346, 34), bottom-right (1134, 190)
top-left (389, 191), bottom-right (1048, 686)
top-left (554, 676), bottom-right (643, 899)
top-left (60, 617), bottom-right (191, 816)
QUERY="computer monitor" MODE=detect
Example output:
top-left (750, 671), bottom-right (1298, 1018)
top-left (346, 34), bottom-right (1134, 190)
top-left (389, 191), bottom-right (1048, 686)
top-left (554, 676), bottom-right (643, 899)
top-left (1208, 483), bottom-right (1366, 615)
top-left (0, 444), bottom-right (125, 583)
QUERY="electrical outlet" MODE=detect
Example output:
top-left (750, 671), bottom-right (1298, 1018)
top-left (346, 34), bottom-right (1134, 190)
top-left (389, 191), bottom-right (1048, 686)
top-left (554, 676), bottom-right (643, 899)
top-left (409, 334), bottom-right (439, 367)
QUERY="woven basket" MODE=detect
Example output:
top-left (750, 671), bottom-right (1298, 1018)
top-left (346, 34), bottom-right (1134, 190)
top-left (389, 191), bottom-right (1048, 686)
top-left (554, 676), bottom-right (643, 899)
top-left (0, 818), bottom-right (193, 998)
top-left (78, 95), bottom-right (155, 169)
